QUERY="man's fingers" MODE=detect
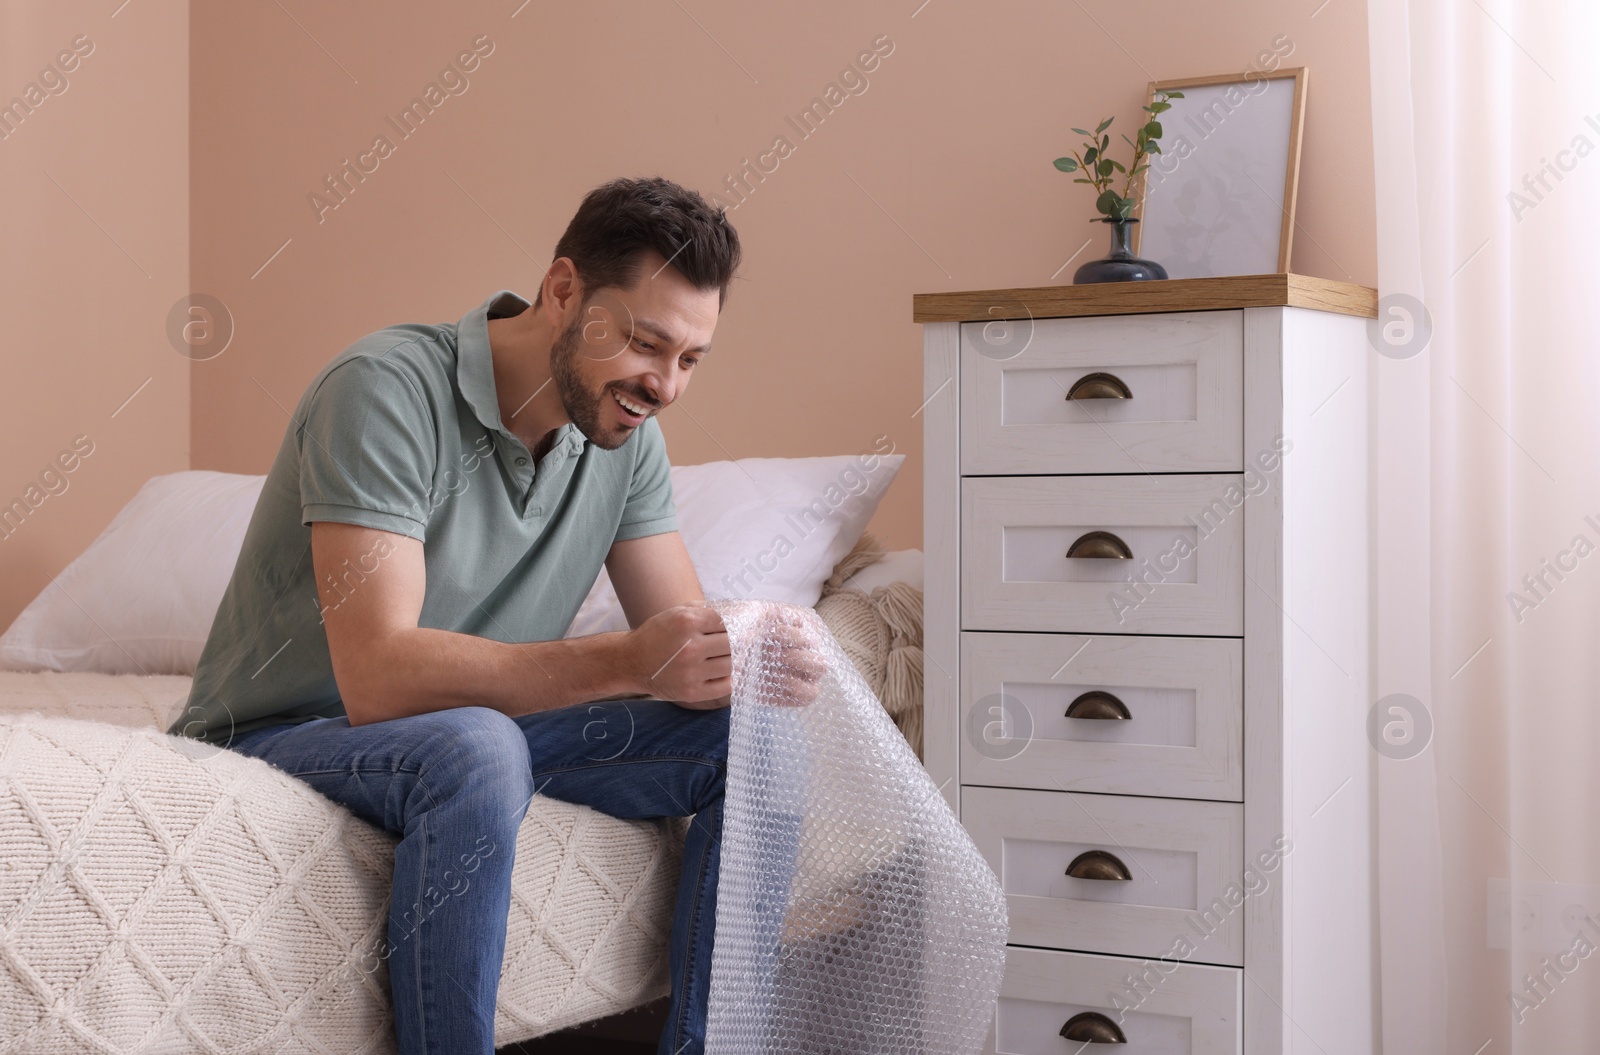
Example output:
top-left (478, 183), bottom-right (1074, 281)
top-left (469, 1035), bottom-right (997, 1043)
top-left (691, 604), bottom-right (728, 631)
top-left (778, 640), bottom-right (827, 669)
top-left (670, 602), bottom-right (724, 633)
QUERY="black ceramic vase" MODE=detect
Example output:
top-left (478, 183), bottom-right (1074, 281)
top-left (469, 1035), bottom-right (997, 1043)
top-left (1072, 218), bottom-right (1168, 284)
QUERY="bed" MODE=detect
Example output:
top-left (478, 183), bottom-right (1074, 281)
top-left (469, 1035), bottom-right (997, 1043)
top-left (0, 462), bottom-right (924, 1054)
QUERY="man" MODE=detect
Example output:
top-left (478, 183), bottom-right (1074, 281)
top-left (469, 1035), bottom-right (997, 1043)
top-left (170, 176), bottom-right (822, 1055)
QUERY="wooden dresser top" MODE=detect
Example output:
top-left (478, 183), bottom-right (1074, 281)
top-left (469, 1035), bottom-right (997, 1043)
top-left (911, 273), bottom-right (1377, 323)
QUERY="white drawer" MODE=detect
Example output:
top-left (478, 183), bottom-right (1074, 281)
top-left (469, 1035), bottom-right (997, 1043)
top-left (987, 946), bottom-right (1241, 1055)
top-left (960, 310), bottom-right (1243, 475)
top-left (961, 475), bottom-right (1245, 635)
top-left (960, 632), bottom-right (1242, 800)
top-left (964, 786), bottom-right (1244, 965)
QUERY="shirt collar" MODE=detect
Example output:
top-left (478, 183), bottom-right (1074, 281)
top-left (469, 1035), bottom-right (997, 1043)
top-left (455, 289), bottom-right (585, 454)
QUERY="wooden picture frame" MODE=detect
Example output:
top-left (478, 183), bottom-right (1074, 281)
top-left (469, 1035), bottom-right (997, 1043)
top-left (1134, 67), bottom-right (1308, 277)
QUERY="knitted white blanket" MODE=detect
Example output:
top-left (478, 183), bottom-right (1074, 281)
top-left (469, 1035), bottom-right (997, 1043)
top-left (0, 673), bottom-right (680, 1054)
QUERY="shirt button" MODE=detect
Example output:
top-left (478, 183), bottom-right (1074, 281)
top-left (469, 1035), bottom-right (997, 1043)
top-left (515, 457), bottom-right (528, 466)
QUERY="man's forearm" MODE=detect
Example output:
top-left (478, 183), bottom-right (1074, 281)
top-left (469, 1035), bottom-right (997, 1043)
top-left (342, 626), bottom-right (641, 725)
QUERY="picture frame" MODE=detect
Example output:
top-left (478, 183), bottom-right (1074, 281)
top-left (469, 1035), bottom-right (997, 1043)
top-left (1134, 67), bottom-right (1308, 277)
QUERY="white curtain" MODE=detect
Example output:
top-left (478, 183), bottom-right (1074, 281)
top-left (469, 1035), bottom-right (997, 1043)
top-left (1368, 0), bottom-right (1600, 1051)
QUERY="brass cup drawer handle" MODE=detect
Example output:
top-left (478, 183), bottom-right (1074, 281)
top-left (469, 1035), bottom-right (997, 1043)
top-left (1065, 372), bottom-right (1133, 401)
top-left (1065, 849), bottom-right (1133, 882)
top-left (1065, 691), bottom-right (1131, 720)
top-left (1066, 531), bottom-right (1132, 560)
top-left (1060, 1011), bottom-right (1128, 1043)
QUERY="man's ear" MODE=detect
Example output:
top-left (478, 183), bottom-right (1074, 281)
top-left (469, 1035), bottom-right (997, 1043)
top-left (540, 257), bottom-right (583, 323)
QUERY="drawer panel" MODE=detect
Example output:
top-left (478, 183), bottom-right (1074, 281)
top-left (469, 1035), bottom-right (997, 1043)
top-left (964, 786), bottom-right (1244, 964)
top-left (960, 632), bottom-right (1242, 800)
top-left (986, 946), bottom-right (1241, 1055)
top-left (961, 475), bottom-right (1245, 635)
top-left (960, 310), bottom-right (1243, 475)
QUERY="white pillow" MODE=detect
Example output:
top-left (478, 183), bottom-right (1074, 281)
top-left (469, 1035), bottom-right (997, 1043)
top-left (565, 453), bottom-right (905, 637)
top-left (0, 471), bottom-right (266, 675)
top-left (0, 452), bottom-right (905, 674)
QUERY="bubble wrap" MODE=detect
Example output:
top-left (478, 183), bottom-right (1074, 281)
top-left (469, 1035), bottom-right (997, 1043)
top-left (705, 599), bottom-right (1008, 1055)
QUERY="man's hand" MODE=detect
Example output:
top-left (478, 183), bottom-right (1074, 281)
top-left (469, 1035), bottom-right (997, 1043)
top-left (626, 602), bottom-right (733, 709)
top-left (624, 603), bottom-right (831, 709)
top-left (759, 611), bottom-right (829, 707)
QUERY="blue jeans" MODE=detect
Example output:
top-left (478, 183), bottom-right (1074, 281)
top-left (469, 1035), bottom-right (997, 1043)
top-left (226, 700), bottom-right (728, 1055)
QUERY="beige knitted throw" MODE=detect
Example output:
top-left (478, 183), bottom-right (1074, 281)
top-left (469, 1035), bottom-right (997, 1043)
top-left (816, 533), bottom-right (926, 758)
top-left (0, 542), bottom-right (922, 1053)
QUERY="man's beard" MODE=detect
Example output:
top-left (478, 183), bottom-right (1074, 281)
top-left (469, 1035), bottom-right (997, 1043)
top-left (548, 311), bottom-right (649, 451)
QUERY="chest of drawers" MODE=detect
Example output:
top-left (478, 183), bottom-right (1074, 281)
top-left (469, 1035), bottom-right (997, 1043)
top-left (915, 276), bottom-right (1378, 1055)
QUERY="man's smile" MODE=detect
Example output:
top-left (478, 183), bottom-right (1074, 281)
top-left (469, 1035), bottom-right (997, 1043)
top-left (610, 387), bottom-right (655, 426)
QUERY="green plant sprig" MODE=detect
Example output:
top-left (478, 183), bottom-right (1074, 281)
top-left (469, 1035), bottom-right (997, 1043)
top-left (1052, 89), bottom-right (1184, 221)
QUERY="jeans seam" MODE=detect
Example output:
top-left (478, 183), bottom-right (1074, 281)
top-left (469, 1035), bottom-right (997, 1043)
top-left (413, 809), bottom-right (430, 1054)
top-left (674, 810), bottom-right (717, 1051)
top-left (244, 764), bottom-right (422, 779)
top-left (533, 757), bottom-right (724, 779)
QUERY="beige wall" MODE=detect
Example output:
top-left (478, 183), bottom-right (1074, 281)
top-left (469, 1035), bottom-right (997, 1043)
top-left (189, 0), bottom-right (1374, 559)
top-left (0, 3), bottom-right (190, 628)
top-left (2, 0), bottom-right (1372, 628)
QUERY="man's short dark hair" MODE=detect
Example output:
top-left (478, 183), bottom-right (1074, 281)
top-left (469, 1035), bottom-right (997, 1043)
top-left (534, 176), bottom-right (742, 311)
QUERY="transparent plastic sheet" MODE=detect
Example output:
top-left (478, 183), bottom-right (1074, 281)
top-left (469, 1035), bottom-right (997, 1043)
top-left (705, 599), bottom-right (1008, 1055)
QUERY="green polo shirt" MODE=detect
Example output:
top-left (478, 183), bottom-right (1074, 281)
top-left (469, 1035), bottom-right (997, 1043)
top-left (171, 289), bottom-right (678, 745)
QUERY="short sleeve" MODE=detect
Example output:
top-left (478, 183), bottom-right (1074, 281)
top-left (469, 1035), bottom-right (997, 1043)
top-left (613, 416), bottom-right (678, 542)
top-left (297, 355), bottom-right (437, 541)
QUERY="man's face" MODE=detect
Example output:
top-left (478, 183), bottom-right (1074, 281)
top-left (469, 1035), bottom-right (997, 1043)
top-left (548, 250), bottom-right (720, 451)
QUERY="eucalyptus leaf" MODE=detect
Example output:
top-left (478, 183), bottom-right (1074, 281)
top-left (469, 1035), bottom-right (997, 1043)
top-left (1060, 95), bottom-right (1187, 218)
